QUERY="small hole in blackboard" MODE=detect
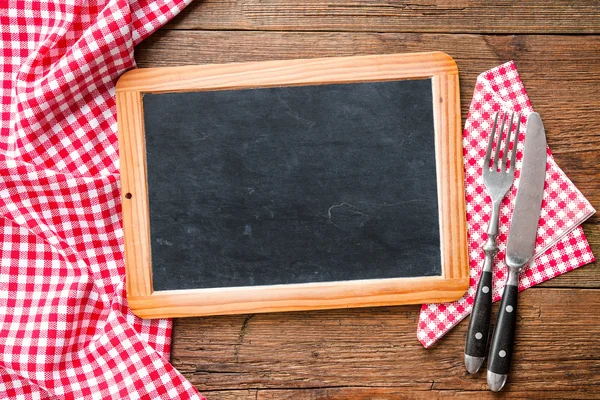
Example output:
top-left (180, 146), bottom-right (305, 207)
top-left (125, 193), bottom-right (132, 199)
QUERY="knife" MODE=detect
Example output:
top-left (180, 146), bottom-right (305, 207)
top-left (487, 112), bottom-right (547, 391)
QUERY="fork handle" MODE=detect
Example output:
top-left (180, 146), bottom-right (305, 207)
top-left (464, 236), bottom-right (496, 373)
top-left (465, 270), bottom-right (493, 369)
top-left (487, 278), bottom-right (519, 391)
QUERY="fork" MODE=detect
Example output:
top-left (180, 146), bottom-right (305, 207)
top-left (465, 112), bottom-right (520, 374)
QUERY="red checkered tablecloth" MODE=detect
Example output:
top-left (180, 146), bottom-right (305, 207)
top-left (0, 1), bottom-right (204, 398)
top-left (418, 62), bottom-right (595, 348)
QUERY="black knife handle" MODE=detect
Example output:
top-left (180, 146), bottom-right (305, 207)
top-left (488, 283), bottom-right (519, 376)
top-left (465, 270), bottom-right (493, 361)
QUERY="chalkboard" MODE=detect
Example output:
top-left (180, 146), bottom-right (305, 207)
top-left (117, 53), bottom-right (469, 318)
top-left (145, 79), bottom-right (439, 291)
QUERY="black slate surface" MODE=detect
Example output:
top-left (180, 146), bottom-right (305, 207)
top-left (143, 79), bottom-right (441, 291)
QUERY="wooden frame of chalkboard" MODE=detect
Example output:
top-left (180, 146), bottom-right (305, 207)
top-left (116, 52), bottom-right (468, 319)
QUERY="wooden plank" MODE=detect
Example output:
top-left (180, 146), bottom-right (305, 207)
top-left (201, 387), bottom-right (600, 400)
top-left (122, 51), bottom-right (461, 91)
top-left (164, 0), bottom-right (600, 34)
top-left (116, 90), bottom-right (154, 298)
top-left (170, 289), bottom-right (600, 395)
top-left (134, 32), bottom-right (600, 288)
top-left (118, 52), bottom-right (470, 318)
top-left (130, 276), bottom-right (469, 318)
top-left (201, 390), bottom-right (257, 400)
top-left (430, 72), bottom-right (468, 282)
top-left (254, 387), bottom-right (600, 399)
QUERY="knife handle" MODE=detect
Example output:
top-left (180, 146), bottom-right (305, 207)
top-left (487, 281), bottom-right (519, 391)
top-left (464, 270), bottom-right (493, 373)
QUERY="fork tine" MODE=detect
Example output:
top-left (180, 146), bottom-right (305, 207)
top-left (500, 112), bottom-right (515, 172)
top-left (508, 115), bottom-right (521, 173)
top-left (493, 112), bottom-right (508, 170)
top-left (484, 112), bottom-right (499, 170)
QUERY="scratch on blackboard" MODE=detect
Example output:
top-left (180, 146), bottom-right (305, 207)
top-left (263, 205), bottom-right (275, 219)
top-left (327, 202), bottom-right (369, 227)
top-left (255, 134), bottom-right (269, 143)
top-left (394, 129), bottom-right (416, 147)
top-left (276, 93), bottom-right (316, 129)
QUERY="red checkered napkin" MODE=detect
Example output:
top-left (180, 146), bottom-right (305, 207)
top-left (417, 62), bottom-right (595, 348)
top-left (0, 0), bottom-right (204, 399)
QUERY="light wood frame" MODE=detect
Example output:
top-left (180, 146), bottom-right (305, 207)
top-left (116, 52), bottom-right (468, 319)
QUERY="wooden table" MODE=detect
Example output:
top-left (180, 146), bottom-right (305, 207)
top-left (135, 2), bottom-right (600, 398)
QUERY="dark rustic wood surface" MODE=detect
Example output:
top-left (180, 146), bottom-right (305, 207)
top-left (135, 1), bottom-right (600, 398)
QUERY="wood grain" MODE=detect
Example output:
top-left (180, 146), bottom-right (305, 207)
top-left (118, 52), bottom-right (470, 318)
top-left (116, 90), bottom-right (154, 298)
top-left (130, 277), bottom-right (469, 318)
top-left (431, 72), bottom-right (467, 281)
top-left (164, 0), bottom-right (600, 34)
top-left (257, 387), bottom-right (600, 399)
top-left (170, 289), bottom-right (600, 397)
top-left (194, 388), bottom-right (600, 400)
top-left (120, 51), bottom-right (459, 92)
top-left (259, 388), bottom-right (599, 400)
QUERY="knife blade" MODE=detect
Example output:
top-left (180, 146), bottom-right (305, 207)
top-left (487, 112), bottom-right (547, 391)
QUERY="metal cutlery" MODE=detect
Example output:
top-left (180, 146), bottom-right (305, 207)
top-left (465, 112), bottom-right (520, 374)
top-left (487, 112), bottom-right (547, 391)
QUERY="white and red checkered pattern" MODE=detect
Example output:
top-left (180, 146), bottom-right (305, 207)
top-left (1, 0), bottom-right (205, 398)
top-left (418, 62), bottom-right (595, 348)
